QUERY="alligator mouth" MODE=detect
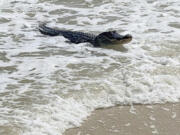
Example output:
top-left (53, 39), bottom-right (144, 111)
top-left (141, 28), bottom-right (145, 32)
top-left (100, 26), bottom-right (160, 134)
top-left (114, 34), bottom-right (132, 45)
top-left (123, 34), bottom-right (132, 40)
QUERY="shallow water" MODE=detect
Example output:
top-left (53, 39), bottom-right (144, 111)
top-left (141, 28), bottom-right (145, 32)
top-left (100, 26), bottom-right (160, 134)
top-left (0, 0), bottom-right (180, 135)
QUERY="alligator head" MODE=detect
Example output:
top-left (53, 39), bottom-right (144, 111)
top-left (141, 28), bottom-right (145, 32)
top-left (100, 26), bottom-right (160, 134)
top-left (94, 31), bottom-right (132, 47)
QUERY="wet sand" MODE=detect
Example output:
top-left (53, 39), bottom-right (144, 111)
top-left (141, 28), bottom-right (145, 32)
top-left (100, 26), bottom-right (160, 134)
top-left (64, 103), bottom-right (180, 135)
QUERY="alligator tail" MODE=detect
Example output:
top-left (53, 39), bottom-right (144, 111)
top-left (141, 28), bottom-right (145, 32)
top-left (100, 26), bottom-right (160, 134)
top-left (39, 23), bottom-right (61, 36)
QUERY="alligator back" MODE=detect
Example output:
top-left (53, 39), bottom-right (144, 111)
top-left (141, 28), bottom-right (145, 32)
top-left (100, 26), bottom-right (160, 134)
top-left (39, 24), bottom-right (96, 44)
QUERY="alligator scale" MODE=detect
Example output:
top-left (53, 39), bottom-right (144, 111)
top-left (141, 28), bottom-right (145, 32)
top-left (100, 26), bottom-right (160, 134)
top-left (39, 24), bottom-right (132, 47)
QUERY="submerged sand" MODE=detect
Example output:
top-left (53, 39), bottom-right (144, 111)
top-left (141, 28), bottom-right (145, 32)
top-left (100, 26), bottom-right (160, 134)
top-left (64, 103), bottom-right (180, 135)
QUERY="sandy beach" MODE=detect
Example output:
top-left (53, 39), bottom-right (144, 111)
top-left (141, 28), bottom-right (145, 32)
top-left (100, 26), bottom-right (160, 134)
top-left (64, 103), bottom-right (180, 135)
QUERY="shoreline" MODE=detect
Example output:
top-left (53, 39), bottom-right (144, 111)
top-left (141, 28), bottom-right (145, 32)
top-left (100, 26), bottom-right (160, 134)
top-left (64, 103), bottom-right (180, 135)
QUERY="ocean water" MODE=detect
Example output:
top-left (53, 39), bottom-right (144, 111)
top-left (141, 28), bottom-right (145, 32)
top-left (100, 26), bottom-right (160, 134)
top-left (0, 0), bottom-right (180, 134)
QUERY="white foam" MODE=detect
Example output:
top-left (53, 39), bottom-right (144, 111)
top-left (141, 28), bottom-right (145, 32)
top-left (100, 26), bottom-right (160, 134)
top-left (0, 0), bottom-right (10, 8)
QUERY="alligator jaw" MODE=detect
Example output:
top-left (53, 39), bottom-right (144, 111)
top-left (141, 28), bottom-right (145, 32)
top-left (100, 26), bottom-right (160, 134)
top-left (116, 34), bottom-right (132, 45)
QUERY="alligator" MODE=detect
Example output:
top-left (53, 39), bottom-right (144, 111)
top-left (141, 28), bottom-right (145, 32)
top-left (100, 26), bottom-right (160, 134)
top-left (39, 24), bottom-right (132, 47)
